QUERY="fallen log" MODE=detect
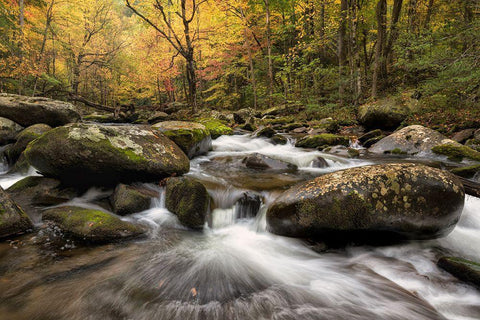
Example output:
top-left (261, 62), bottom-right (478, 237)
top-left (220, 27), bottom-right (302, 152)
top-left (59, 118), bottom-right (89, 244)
top-left (456, 176), bottom-right (480, 198)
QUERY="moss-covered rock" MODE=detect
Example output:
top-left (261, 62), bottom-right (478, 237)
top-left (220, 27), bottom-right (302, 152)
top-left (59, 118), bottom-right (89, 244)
top-left (255, 126), bottom-right (276, 138)
top-left (111, 184), bottom-right (158, 215)
top-left (0, 117), bottom-right (23, 145)
top-left (0, 186), bottom-right (33, 239)
top-left (271, 134), bottom-right (288, 145)
top-left (5, 123), bottom-right (51, 163)
top-left (267, 163), bottom-right (464, 241)
top-left (358, 99), bottom-right (408, 130)
top-left (240, 123), bottom-right (257, 131)
top-left (42, 206), bottom-right (145, 243)
top-left (465, 139), bottom-right (480, 152)
top-left (450, 164), bottom-right (480, 178)
top-left (165, 177), bottom-right (209, 229)
top-left (0, 93), bottom-right (80, 127)
top-left (369, 125), bottom-right (460, 156)
top-left (363, 135), bottom-right (385, 148)
top-left (147, 112), bottom-right (169, 124)
top-left (432, 144), bottom-right (480, 162)
top-left (295, 134), bottom-right (350, 149)
top-left (438, 257), bottom-right (480, 289)
top-left (312, 117), bottom-right (339, 133)
top-left (24, 123), bottom-right (190, 186)
top-left (198, 119), bottom-right (233, 139)
top-left (152, 121), bottom-right (211, 159)
top-left (83, 113), bottom-right (119, 123)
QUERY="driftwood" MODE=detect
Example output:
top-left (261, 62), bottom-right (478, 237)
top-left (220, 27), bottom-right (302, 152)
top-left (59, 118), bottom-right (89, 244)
top-left (456, 176), bottom-right (480, 198)
top-left (69, 94), bottom-right (134, 114)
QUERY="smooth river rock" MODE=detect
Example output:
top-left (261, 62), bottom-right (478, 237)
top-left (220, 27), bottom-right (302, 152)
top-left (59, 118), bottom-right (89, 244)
top-left (0, 117), bottom-right (23, 145)
top-left (0, 186), bottom-right (33, 239)
top-left (24, 123), bottom-right (190, 186)
top-left (267, 163), bottom-right (465, 241)
top-left (0, 93), bottom-right (80, 127)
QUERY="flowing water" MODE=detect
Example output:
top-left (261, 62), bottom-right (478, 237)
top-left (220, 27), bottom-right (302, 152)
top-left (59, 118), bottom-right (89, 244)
top-left (0, 135), bottom-right (479, 320)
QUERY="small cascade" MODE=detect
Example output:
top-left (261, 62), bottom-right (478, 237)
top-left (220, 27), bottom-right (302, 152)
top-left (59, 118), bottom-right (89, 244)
top-left (234, 192), bottom-right (261, 219)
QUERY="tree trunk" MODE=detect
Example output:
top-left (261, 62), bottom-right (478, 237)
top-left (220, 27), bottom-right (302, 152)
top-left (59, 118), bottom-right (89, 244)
top-left (243, 17), bottom-right (257, 110)
top-left (338, 0), bottom-right (348, 105)
top-left (264, 0), bottom-right (274, 104)
top-left (424, 0), bottom-right (435, 29)
top-left (372, 0), bottom-right (387, 98)
top-left (383, 0), bottom-right (403, 69)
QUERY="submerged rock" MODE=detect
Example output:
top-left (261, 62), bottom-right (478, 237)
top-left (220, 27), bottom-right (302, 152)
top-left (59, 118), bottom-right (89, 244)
top-left (369, 125), bottom-right (460, 156)
top-left (5, 123), bottom-right (52, 163)
top-left (111, 184), bottom-right (158, 216)
top-left (242, 153), bottom-right (297, 172)
top-left (234, 192), bottom-right (262, 219)
top-left (0, 186), bottom-right (33, 239)
top-left (42, 206), bottom-right (145, 243)
top-left (267, 163), bottom-right (464, 241)
top-left (0, 117), bottom-right (23, 145)
top-left (311, 156), bottom-right (329, 168)
top-left (295, 134), bottom-right (349, 149)
top-left (24, 123), bottom-right (189, 186)
top-left (153, 121), bottom-right (211, 159)
top-left (165, 177), bottom-right (209, 229)
top-left (358, 100), bottom-right (408, 130)
top-left (438, 257), bottom-right (480, 289)
top-left (0, 93), bottom-right (80, 127)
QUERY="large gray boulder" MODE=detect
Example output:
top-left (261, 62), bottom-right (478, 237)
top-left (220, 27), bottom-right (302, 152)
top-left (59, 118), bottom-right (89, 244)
top-left (369, 125), bottom-right (461, 156)
top-left (0, 117), bottom-right (23, 145)
top-left (267, 163), bottom-right (464, 241)
top-left (0, 94), bottom-right (80, 127)
top-left (0, 186), bottom-right (33, 238)
top-left (152, 121), bottom-right (211, 159)
top-left (24, 123), bottom-right (190, 186)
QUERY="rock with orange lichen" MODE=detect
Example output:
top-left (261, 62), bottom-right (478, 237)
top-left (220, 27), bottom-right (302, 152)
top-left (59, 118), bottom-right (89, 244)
top-left (267, 163), bottom-right (465, 242)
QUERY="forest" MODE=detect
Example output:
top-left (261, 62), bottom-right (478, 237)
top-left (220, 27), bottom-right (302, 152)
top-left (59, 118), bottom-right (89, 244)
top-left (1, 0), bottom-right (479, 130)
top-left (1, 1), bottom-right (480, 320)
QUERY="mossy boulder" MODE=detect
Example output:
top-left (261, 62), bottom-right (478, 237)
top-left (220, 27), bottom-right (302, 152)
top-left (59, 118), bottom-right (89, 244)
top-left (358, 99), bottom-right (408, 130)
top-left (267, 163), bottom-right (464, 241)
top-left (147, 112), bottom-right (169, 124)
top-left (165, 177), bottom-right (209, 229)
top-left (313, 117), bottom-right (339, 133)
top-left (198, 119), bottom-right (233, 139)
top-left (42, 206), bottom-right (145, 243)
top-left (24, 123), bottom-right (190, 186)
top-left (369, 125), bottom-right (460, 156)
top-left (438, 257), bottom-right (480, 289)
top-left (295, 134), bottom-right (350, 149)
top-left (0, 117), bottom-right (23, 145)
top-left (240, 123), bottom-right (257, 131)
top-left (432, 144), bottom-right (480, 162)
top-left (83, 113), bottom-right (119, 123)
top-left (255, 126), bottom-right (276, 138)
top-left (271, 134), bottom-right (288, 145)
top-left (152, 121), bottom-right (211, 159)
top-left (5, 123), bottom-right (52, 163)
top-left (450, 164), bottom-right (480, 178)
top-left (0, 186), bottom-right (33, 239)
top-left (111, 184), bottom-right (158, 215)
top-left (0, 93), bottom-right (80, 127)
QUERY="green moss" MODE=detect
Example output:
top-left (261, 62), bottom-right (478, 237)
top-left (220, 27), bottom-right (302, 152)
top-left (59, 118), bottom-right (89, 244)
top-left (198, 118), bottom-right (233, 139)
top-left (432, 144), bottom-right (480, 162)
top-left (295, 134), bottom-right (350, 149)
top-left (7, 176), bottom-right (44, 192)
top-left (390, 148), bottom-right (407, 155)
top-left (450, 164), bottom-right (480, 177)
top-left (43, 206), bottom-right (144, 242)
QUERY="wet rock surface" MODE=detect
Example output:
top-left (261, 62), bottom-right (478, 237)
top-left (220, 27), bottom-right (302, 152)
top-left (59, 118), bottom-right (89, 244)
top-left (267, 163), bottom-right (465, 241)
